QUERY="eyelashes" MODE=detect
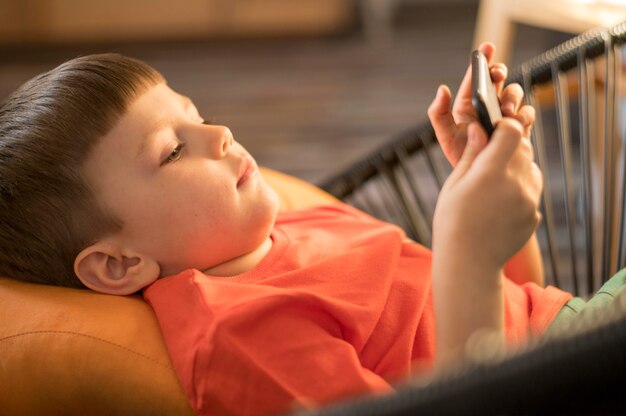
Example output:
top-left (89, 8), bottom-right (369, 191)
top-left (160, 142), bottom-right (186, 166)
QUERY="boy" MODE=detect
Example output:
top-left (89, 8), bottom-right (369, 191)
top-left (0, 44), bottom-right (572, 415)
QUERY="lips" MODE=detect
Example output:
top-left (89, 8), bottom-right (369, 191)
top-left (237, 155), bottom-right (258, 188)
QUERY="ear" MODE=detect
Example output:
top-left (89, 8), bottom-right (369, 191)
top-left (74, 241), bottom-right (160, 295)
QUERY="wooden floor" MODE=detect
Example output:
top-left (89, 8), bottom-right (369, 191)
top-left (0, 3), bottom-right (570, 184)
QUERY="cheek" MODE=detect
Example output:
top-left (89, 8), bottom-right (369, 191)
top-left (117, 183), bottom-right (194, 240)
top-left (177, 180), bottom-right (236, 230)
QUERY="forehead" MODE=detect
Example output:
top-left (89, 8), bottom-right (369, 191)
top-left (103, 84), bottom-right (191, 150)
top-left (126, 84), bottom-right (191, 120)
top-left (81, 85), bottom-right (169, 173)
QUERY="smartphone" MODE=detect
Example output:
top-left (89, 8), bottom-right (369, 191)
top-left (471, 50), bottom-right (502, 136)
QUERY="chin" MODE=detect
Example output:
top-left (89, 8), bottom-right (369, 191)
top-left (261, 191), bottom-right (280, 231)
top-left (255, 187), bottom-right (280, 239)
top-left (259, 180), bottom-right (281, 217)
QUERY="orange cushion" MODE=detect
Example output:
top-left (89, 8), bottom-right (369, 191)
top-left (0, 168), bottom-right (338, 415)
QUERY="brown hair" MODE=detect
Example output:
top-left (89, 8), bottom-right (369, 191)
top-left (0, 53), bottom-right (164, 288)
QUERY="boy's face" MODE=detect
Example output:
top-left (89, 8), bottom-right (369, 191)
top-left (83, 83), bottom-right (279, 277)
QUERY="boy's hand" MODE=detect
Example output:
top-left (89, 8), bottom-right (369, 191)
top-left (427, 43), bottom-right (531, 167)
top-left (433, 117), bottom-right (543, 272)
top-left (432, 118), bottom-right (542, 367)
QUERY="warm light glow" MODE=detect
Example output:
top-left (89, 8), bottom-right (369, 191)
top-left (567, 0), bottom-right (626, 5)
top-left (564, 0), bottom-right (626, 27)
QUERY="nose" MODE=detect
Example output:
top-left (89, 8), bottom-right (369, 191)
top-left (198, 124), bottom-right (233, 159)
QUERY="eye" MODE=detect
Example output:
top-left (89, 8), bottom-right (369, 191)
top-left (161, 143), bottom-right (186, 166)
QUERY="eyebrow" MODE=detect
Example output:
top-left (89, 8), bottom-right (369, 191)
top-left (136, 95), bottom-right (195, 157)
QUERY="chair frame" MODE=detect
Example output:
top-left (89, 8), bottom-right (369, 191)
top-left (307, 21), bottom-right (626, 415)
top-left (320, 21), bottom-right (626, 298)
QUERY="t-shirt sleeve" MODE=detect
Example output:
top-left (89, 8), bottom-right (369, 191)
top-left (502, 278), bottom-right (572, 344)
top-left (145, 277), bottom-right (393, 416)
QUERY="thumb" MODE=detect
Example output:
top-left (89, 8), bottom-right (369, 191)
top-left (427, 85), bottom-right (456, 140)
top-left (453, 122), bottom-right (488, 175)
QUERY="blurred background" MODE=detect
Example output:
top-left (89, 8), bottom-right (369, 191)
top-left (1, 0), bottom-right (624, 183)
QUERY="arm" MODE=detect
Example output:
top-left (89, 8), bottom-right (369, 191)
top-left (432, 120), bottom-right (543, 368)
top-left (500, 94), bottom-right (544, 286)
top-left (428, 43), bottom-right (544, 287)
top-left (504, 233), bottom-right (544, 286)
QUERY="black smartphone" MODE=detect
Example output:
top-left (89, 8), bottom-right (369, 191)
top-left (471, 50), bottom-right (502, 136)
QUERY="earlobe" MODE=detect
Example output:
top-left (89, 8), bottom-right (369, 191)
top-left (74, 241), bottom-right (160, 295)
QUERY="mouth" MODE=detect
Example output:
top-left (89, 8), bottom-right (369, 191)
top-left (237, 155), bottom-right (258, 188)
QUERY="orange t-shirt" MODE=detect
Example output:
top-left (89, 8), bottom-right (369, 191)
top-left (144, 204), bottom-right (571, 416)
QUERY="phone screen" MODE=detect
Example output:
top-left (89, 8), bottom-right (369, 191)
top-left (471, 50), bottom-right (502, 136)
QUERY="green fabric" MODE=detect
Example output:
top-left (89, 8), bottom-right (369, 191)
top-left (549, 268), bottom-right (626, 333)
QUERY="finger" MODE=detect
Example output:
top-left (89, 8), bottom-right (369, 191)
top-left (499, 83), bottom-right (525, 116)
top-left (511, 105), bottom-right (536, 138)
top-left (427, 85), bottom-right (457, 141)
top-left (479, 42), bottom-right (496, 63)
top-left (481, 44), bottom-right (508, 96)
top-left (490, 63), bottom-right (508, 94)
top-left (483, 118), bottom-right (524, 167)
top-left (518, 135), bottom-right (535, 162)
top-left (454, 122), bottom-right (489, 176)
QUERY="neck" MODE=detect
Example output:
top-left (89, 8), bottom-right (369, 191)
top-left (203, 237), bottom-right (273, 277)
